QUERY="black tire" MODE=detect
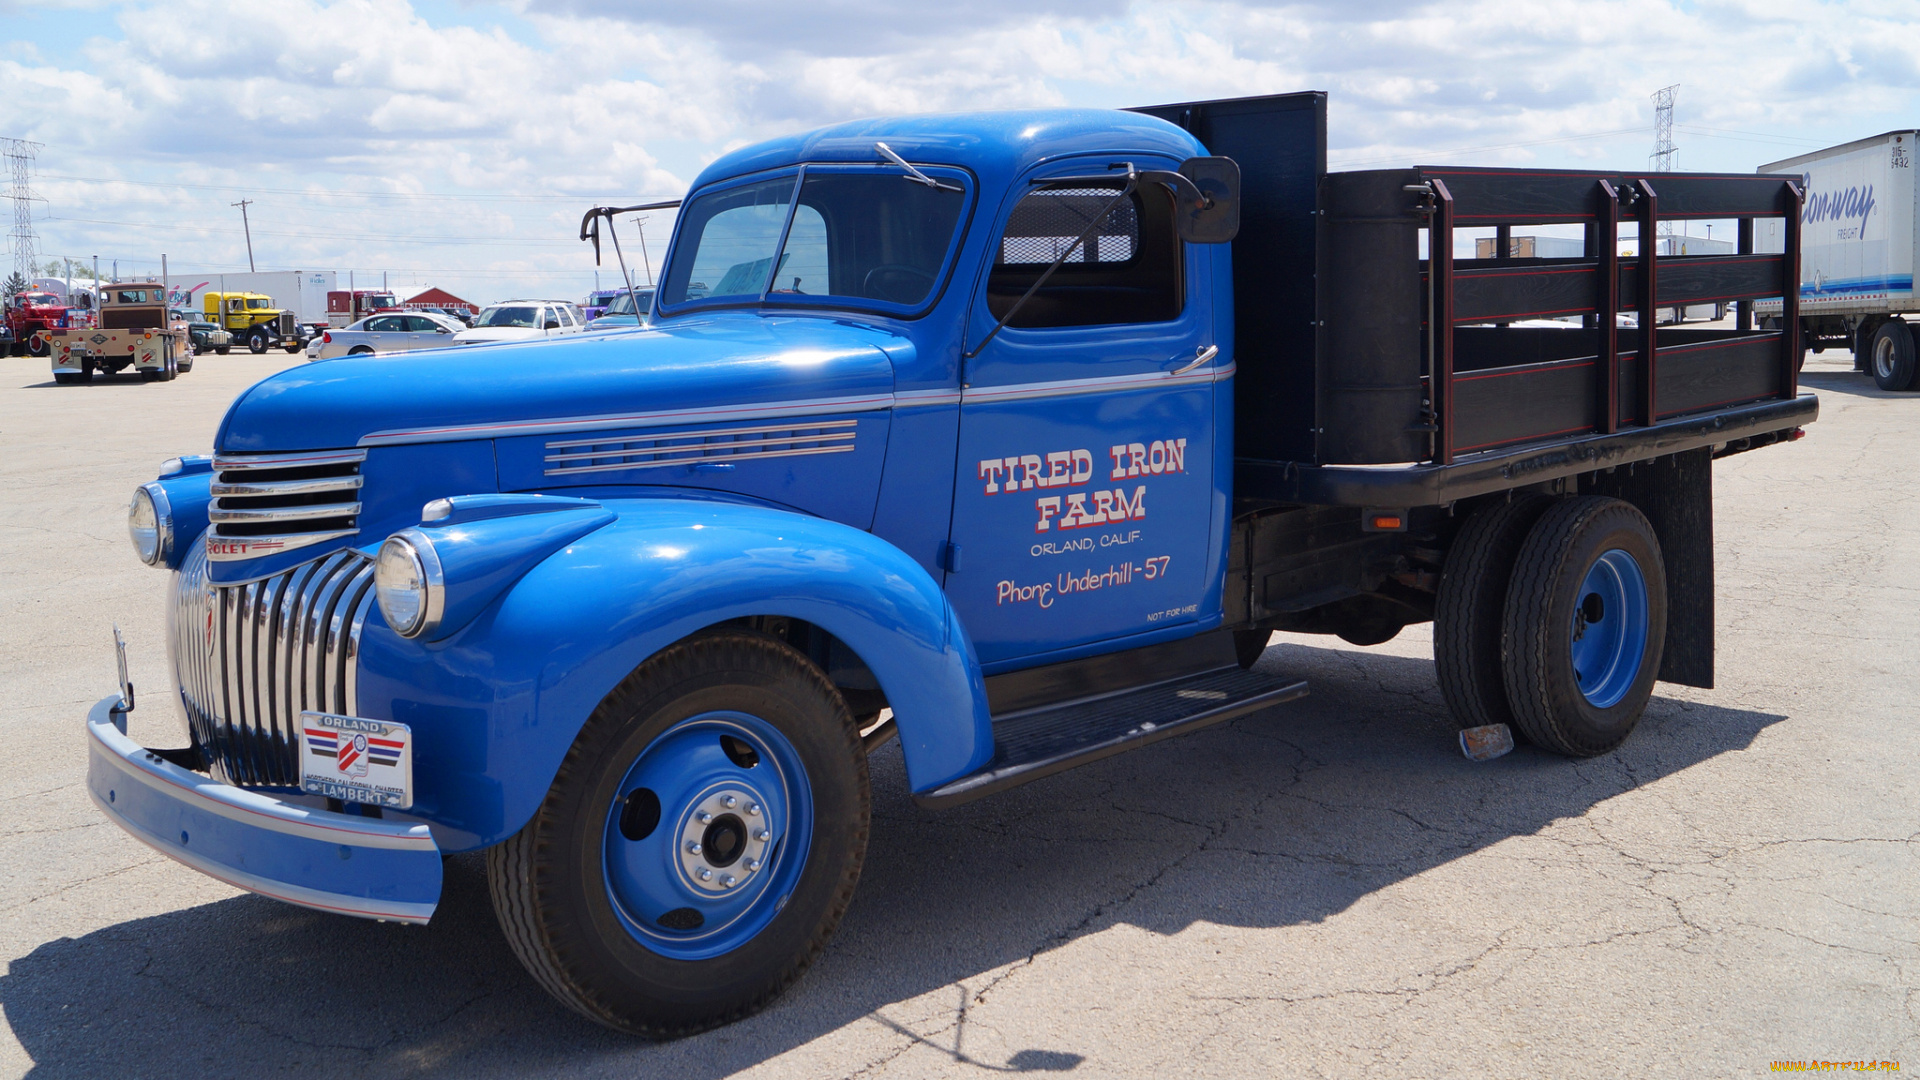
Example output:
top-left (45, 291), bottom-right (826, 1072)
top-left (286, 342), bottom-right (303, 354)
top-left (1502, 497), bottom-right (1667, 757)
top-left (139, 368), bottom-right (161, 382)
top-left (53, 371), bottom-right (85, 385)
top-left (349, 345), bottom-right (374, 355)
top-left (248, 329), bottom-right (268, 354)
top-left (1868, 319), bottom-right (1917, 391)
top-left (1432, 496), bottom-right (1551, 734)
top-left (488, 631), bottom-right (868, 1036)
top-left (26, 335), bottom-right (49, 358)
top-left (216, 345), bottom-right (231, 355)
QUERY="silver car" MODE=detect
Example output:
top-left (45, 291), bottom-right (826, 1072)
top-left (306, 312), bottom-right (465, 360)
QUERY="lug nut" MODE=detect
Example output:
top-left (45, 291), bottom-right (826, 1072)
top-left (687, 842), bottom-right (702, 855)
top-left (754, 829), bottom-right (771, 842)
top-left (722, 795), bottom-right (737, 808)
top-left (747, 803), bottom-right (761, 817)
top-left (697, 811), bottom-right (712, 824)
top-left (698, 868), bottom-right (712, 881)
top-left (722, 875), bottom-right (737, 888)
top-left (746, 858), bottom-right (761, 872)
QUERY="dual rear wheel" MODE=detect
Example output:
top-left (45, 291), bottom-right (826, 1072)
top-left (1435, 495), bottom-right (1667, 756)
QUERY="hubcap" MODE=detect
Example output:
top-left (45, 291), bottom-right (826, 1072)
top-left (601, 711), bottom-right (811, 960)
top-left (1569, 547), bottom-right (1649, 708)
top-left (1874, 335), bottom-right (1895, 379)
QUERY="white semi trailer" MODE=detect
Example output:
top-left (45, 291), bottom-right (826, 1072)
top-left (169, 271), bottom-right (337, 327)
top-left (1756, 130), bottom-right (1918, 390)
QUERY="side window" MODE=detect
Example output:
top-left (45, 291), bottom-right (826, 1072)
top-left (987, 185), bottom-right (1182, 329)
top-left (367, 316), bottom-right (402, 332)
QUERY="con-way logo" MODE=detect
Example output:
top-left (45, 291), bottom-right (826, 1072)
top-left (1802, 182), bottom-right (1876, 241)
top-left (979, 438), bottom-right (1187, 532)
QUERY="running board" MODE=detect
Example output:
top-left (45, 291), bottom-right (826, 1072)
top-left (914, 667), bottom-right (1308, 810)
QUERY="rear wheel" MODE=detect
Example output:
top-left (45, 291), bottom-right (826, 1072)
top-left (349, 345), bottom-right (374, 355)
top-left (488, 631), bottom-right (868, 1036)
top-left (53, 371), bottom-right (85, 385)
top-left (1433, 496), bottom-right (1551, 735)
top-left (1502, 497), bottom-right (1667, 756)
top-left (1868, 320), bottom-right (1917, 391)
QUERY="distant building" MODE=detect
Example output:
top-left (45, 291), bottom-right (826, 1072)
top-left (403, 287), bottom-right (479, 315)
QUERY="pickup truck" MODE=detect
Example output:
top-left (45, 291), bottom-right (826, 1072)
top-left (45, 282), bottom-right (190, 383)
top-left (89, 92), bottom-right (1816, 1037)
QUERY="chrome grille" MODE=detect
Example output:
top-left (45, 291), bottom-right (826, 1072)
top-left (207, 449), bottom-right (365, 562)
top-left (169, 538), bottom-right (378, 788)
top-left (542, 420), bottom-right (856, 477)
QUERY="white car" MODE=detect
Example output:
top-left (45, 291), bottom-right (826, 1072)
top-left (307, 312), bottom-right (465, 360)
top-left (450, 300), bottom-right (588, 346)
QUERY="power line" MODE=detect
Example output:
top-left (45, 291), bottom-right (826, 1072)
top-left (45, 214), bottom-right (584, 247)
top-left (1330, 125), bottom-right (1646, 168)
top-left (37, 172), bottom-right (662, 203)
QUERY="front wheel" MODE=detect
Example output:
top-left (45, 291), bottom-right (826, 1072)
top-left (1502, 497), bottom-right (1667, 756)
top-left (26, 335), bottom-right (49, 357)
top-left (215, 344), bottom-right (231, 355)
top-left (248, 329), bottom-right (269, 354)
top-left (488, 631), bottom-right (868, 1036)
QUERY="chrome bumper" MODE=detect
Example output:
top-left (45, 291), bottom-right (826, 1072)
top-left (86, 697), bottom-right (442, 924)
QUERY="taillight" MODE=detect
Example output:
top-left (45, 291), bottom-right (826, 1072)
top-left (322, 331), bottom-right (332, 343)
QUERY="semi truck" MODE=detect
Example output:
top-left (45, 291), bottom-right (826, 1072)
top-left (43, 281), bottom-right (190, 382)
top-left (325, 288), bottom-right (401, 328)
top-left (177, 271), bottom-right (337, 327)
top-left (202, 291), bottom-right (310, 353)
top-left (1755, 130), bottom-right (1918, 389)
top-left (89, 92), bottom-right (1815, 1037)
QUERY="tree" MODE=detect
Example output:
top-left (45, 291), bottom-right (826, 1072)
top-left (3, 272), bottom-right (28, 299)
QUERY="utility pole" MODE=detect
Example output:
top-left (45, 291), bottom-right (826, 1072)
top-left (3, 136), bottom-right (42, 285)
top-left (232, 199), bottom-right (255, 271)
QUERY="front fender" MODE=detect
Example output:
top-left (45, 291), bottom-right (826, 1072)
top-left (354, 497), bottom-right (993, 851)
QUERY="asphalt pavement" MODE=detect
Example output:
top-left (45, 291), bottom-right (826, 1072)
top-left (0, 347), bottom-right (1913, 1078)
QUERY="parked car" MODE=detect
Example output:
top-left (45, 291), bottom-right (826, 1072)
top-left (585, 287), bottom-right (654, 330)
top-left (307, 311), bottom-right (465, 360)
top-left (426, 306), bottom-right (476, 326)
top-left (450, 300), bottom-right (586, 346)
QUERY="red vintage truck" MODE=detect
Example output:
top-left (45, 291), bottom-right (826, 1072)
top-left (4, 289), bottom-right (81, 356)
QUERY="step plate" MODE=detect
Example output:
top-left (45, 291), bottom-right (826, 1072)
top-left (916, 666), bottom-right (1308, 809)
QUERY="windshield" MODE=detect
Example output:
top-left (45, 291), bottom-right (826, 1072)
top-left (603, 289), bottom-right (653, 316)
top-left (475, 305), bottom-right (541, 328)
top-left (660, 168), bottom-right (966, 311)
top-left (22, 293), bottom-right (59, 307)
top-left (247, 298), bottom-right (271, 310)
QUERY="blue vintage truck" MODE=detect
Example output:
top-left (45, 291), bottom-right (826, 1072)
top-left (91, 92), bottom-right (1816, 1035)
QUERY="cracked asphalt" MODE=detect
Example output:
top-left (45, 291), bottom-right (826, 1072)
top-left (1, 348), bottom-right (1914, 1078)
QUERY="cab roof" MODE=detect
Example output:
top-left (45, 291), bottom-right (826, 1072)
top-left (690, 108), bottom-right (1206, 193)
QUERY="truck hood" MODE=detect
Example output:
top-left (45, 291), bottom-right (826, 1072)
top-left (215, 312), bottom-right (903, 453)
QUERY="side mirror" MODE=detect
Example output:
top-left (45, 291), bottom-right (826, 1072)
top-left (1177, 156), bottom-right (1239, 244)
top-left (436, 326), bottom-right (450, 333)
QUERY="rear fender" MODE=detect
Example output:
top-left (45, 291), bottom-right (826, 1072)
top-left (353, 497), bottom-right (993, 850)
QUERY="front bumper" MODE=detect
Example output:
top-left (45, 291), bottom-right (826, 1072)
top-left (85, 697), bottom-right (442, 924)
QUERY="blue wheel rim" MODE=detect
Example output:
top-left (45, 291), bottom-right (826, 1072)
top-left (601, 711), bottom-right (813, 961)
top-left (1570, 548), bottom-right (1649, 709)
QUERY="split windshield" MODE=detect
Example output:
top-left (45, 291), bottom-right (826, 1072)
top-left (659, 168), bottom-right (967, 312)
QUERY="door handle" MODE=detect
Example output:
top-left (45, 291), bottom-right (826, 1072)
top-left (1168, 344), bottom-right (1218, 376)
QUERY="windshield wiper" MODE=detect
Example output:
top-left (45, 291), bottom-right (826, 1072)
top-left (876, 143), bottom-right (962, 192)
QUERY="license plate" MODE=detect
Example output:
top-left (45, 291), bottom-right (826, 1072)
top-left (299, 711), bottom-right (413, 809)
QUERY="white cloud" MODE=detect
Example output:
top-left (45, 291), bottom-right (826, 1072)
top-left (2, 0), bottom-right (1915, 302)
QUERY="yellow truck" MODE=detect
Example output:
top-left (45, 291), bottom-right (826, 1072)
top-left (203, 291), bottom-right (310, 354)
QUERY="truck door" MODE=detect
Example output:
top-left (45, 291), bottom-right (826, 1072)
top-left (946, 169), bottom-right (1222, 667)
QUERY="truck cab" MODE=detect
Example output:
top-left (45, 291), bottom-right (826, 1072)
top-left (91, 94), bottom-right (1815, 1037)
top-left (203, 290), bottom-right (306, 353)
top-left (4, 290), bottom-right (74, 356)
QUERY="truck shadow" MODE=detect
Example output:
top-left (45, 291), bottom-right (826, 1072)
top-left (1797, 368), bottom-right (1912, 400)
top-left (0, 641), bottom-right (1784, 1078)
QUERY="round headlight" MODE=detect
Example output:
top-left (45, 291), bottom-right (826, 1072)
top-left (128, 483), bottom-right (171, 567)
top-left (374, 533), bottom-right (443, 638)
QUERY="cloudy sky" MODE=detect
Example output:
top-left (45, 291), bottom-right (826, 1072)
top-left (3, 0), bottom-right (1916, 304)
